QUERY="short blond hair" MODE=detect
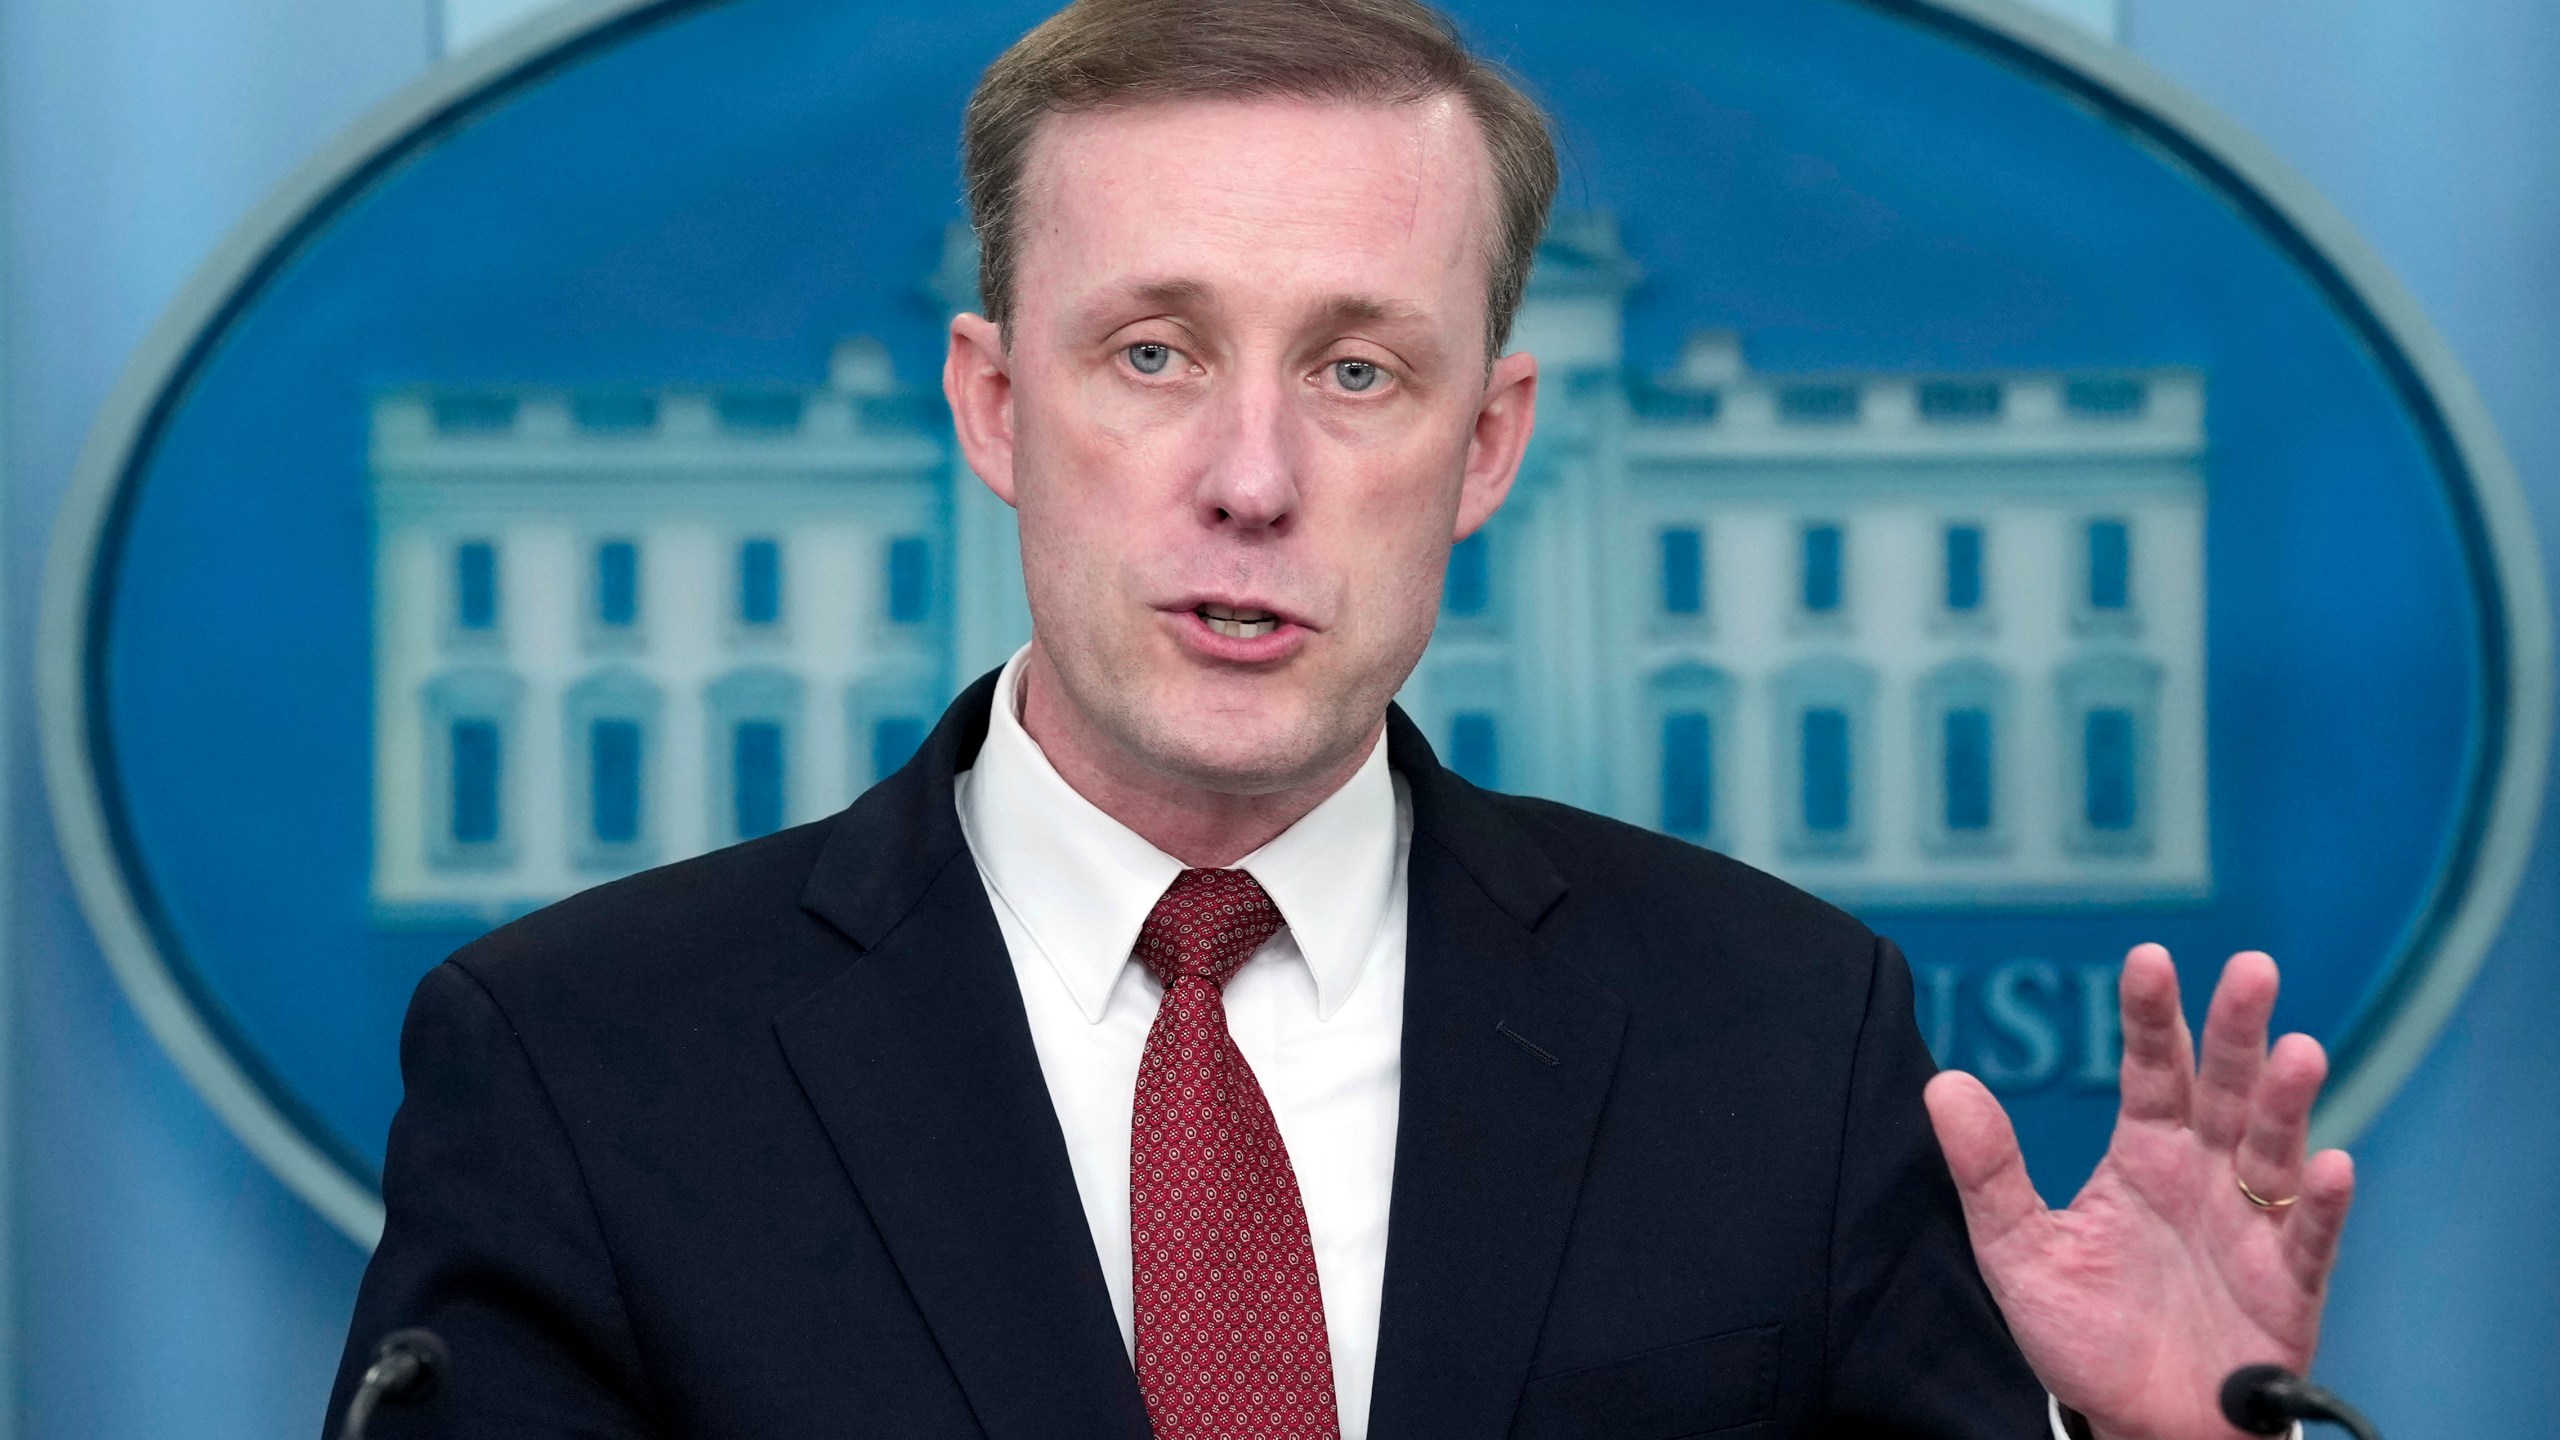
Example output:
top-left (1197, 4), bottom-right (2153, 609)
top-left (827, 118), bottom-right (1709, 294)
top-left (961, 0), bottom-right (1560, 357)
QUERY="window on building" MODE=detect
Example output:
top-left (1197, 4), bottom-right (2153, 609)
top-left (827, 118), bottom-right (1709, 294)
top-left (1944, 525), bottom-right (1984, 613)
top-left (1449, 712), bottom-right (1499, 789)
top-left (739, 539), bottom-right (782, 626)
top-left (455, 541), bottom-right (499, 630)
top-left (2058, 656), bottom-right (2158, 857)
top-left (450, 719), bottom-right (502, 845)
top-left (1659, 527), bottom-right (1704, 616)
top-left (2085, 709), bottom-right (2138, 831)
top-left (872, 716), bottom-right (927, 783)
top-left (1919, 380), bottom-right (2002, 421)
top-left (1779, 384), bottom-right (1860, 424)
top-left (1774, 659), bottom-right (1871, 856)
top-left (2087, 519), bottom-right (2131, 611)
top-left (566, 672), bottom-right (658, 867)
top-left (432, 393), bottom-right (517, 433)
top-left (1648, 665), bottom-right (1731, 843)
top-left (1944, 708), bottom-right (1994, 831)
top-left (886, 536), bottom-right (932, 624)
top-left (1628, 382), bottom-right (1721, 422)
top-left (596, 541), bottom-right (639, 628)
top-left (1801, 524), bottom-right (1843, 614)
top-left (572, 392), bottom-right (658, 432)
top-left (734, 720), bottom-right (786, 839)
top-left (717, 390), bottom-right (804, 431)
top-left (2066, 377), bottom-right (2147, 417)
top-left (1660, 711), bottom-right (1714, 837)
top-left (590, 718), bottom-right (642, 845)
top-left (1801, 708), bottom-right (1851, 833)
top-left (1444, 532), bottom-right (1491, 617)
top-left (425, 668), bottom-right (522, 868)
top-left (1920, 661), bottom-right (2005, 852)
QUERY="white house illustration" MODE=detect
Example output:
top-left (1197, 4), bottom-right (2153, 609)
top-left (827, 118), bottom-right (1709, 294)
top-left (370, 217), bottom-right (2207, 923)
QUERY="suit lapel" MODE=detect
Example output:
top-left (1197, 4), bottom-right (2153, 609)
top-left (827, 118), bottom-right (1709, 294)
top-left (1367, 709), bottom-right (1628, 1440)
top-left (778, 673), bottom-right (1151, 1440)
top-left (774, 683), bottom-right (1622, 1440)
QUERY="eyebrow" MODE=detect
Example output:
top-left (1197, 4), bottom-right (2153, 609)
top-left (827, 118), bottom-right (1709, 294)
top-left (1098, 279), bottom-right (1433, 330)
top-left (1124, 278), bottom-right (1212, 312)
top-left (1077, 278), bottom-right (1451, 370)
top-left (1318, 294), bottom-right (1433, 327)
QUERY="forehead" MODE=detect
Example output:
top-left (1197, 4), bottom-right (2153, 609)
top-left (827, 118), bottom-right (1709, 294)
top-left (1012, 94), bottom-right (1496, 327)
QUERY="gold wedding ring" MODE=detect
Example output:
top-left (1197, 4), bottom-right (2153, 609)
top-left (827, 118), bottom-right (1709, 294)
top-left (2236, 1172), bottom-right (2298, 1210)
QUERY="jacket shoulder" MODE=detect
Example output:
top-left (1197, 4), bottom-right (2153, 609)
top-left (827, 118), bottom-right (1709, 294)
top-left (1493, 792), bottom-right (1871, 938)
top-left (442, 816), bottom-right (850, 1016)
top-left (1487, 791), bottom-right (1881, 979)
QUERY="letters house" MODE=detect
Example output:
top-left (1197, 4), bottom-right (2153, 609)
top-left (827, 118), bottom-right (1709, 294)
top-left (369, 217), bottom-right (2207, 924)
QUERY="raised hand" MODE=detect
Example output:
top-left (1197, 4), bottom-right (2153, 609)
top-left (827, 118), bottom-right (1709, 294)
top-left (1922, 945), bottom-right (2355, 1440)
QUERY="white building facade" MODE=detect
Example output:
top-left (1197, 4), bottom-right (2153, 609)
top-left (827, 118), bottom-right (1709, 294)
top-left (370, 217), bottom-right (2208, 922)
top-left (1410, 215), bottom-right (2209, 908)
top-left (370, 338), bottom-right (958, 922)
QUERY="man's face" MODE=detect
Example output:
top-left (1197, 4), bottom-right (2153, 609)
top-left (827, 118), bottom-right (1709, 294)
top-left (946, 94), bottom-right (1538, 796)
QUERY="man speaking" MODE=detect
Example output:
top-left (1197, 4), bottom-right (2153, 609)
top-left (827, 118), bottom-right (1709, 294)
top-left (328, 1), bottom-right (2354, 1435)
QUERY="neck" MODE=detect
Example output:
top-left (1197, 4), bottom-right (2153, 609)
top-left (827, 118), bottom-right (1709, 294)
top-left (1016, 644), bottom-right (1380, 868)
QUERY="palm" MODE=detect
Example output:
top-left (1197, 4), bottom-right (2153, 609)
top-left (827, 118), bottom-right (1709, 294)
top-left (1925, 946), bottom-right (2356, 1440)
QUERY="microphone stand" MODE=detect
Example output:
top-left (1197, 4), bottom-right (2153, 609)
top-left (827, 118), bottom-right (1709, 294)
top-left (338, 1328), bottom-right (449, 1440)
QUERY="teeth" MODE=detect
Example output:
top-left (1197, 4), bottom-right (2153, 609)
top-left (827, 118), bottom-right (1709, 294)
top-left (1198, 604), bottom-right (1281, 639)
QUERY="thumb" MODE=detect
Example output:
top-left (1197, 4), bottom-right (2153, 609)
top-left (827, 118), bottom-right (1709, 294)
top-left (1925, 1070), bottom-right (2049, 1250)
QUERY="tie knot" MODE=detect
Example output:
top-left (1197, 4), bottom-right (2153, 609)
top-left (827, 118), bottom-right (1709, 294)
top-left (1135, 868), bottom-right (1285, 988)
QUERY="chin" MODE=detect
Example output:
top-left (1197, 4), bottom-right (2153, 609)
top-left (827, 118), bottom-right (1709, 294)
top-left (1126, 692), bottom-right (1349, 797)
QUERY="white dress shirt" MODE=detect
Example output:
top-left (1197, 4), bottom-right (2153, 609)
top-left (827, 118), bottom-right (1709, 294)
top-left (954, 647), bottom-right (1408, 1438)
top-left (954, 649), bottom-right (2113, 1440)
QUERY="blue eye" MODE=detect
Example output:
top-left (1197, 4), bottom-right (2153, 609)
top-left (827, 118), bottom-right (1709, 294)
top-left (1333, 360), bottom-right (1383, 393)
top-left (1127, 343), bottom-right (1174, 375)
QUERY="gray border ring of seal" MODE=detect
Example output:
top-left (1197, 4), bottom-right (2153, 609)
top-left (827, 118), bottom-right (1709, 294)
top-left (37, 0), bottom-right (2553, 1247)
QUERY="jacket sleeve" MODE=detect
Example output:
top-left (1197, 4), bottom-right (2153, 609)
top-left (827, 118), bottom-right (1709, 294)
top-left (1817, 936), bottom-right (2049, 1438)
top-left (322, 960), bottom-right (659, 1439)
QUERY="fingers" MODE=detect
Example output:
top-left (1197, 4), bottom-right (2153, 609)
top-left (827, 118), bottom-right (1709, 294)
top-left (2193, 952), bottom-right (2280, 1150)
top-left (2115, 944), bottom-right (2194, 1124)
top-left (1925, 1070), bottom-right (2050, 1248)
top-left (2281, 1148), bottom-right (2356, 1291)
top-left (2237, 1032), bottom-right (2326, 1206)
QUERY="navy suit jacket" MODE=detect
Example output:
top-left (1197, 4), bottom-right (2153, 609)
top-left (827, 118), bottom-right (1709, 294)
top-left (328, 670), bottom-right (2047, 1438)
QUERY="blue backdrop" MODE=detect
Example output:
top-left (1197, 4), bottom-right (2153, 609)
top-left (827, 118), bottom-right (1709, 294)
top-left (6, 1), bottom-right (2556, 1436)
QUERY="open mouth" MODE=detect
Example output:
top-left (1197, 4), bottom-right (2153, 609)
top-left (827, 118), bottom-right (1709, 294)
top-left (1196, 602), bottom-right (1283, 639)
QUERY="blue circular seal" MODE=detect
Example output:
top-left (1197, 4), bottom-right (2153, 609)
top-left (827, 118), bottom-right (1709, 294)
top-left (41, 0), bottom-right (2548, 1242)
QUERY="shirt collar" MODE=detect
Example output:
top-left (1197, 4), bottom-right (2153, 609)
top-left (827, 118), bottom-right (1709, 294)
top-left (956, 646), bottom-right (1397, 1024)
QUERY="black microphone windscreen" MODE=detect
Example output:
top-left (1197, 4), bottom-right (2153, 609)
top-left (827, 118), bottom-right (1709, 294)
top-left (2221, 1364), bottom-right (2300, 1436)
top-left (372, 1327), bottom-right (450, 1402)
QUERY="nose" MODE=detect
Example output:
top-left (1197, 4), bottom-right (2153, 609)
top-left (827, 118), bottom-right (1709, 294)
top-left (1192, 372), bottom-right (1301, 534)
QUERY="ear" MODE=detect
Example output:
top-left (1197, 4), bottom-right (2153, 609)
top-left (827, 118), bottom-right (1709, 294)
top-left (1453, 349), bottom-right (1539, 540)
top-left (943, 312), bottom-right (1019, 506)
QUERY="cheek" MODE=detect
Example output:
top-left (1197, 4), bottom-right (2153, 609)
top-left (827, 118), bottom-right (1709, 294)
top-left (1016, 385), bottom-right (1130, 526)
top-left (1008, 430), bottom-right (1113, 612)
top-left (1010, 398), bottom-right (1185, 618)
top-left (1021, 376), bottom-right (1197, 517)
top-left (1318, 449), bottom-right (1468, 643)
top-left (1346, 426), bottom-right (1470, 552)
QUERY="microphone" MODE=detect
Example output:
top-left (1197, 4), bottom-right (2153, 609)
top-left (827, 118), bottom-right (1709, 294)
top-left (2220, 1364), bottom-right (2381, 1440)
top-left (337, 1327), bottom-right (449, 1440)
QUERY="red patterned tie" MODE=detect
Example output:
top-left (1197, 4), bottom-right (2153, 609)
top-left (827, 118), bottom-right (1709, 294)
top-left (1129, 868), bottom-right (1341, 1440)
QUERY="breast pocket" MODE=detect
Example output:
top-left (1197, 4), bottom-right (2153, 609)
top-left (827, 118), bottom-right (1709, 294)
top-left (1510, 1324), bottom-right (1781, 1440)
